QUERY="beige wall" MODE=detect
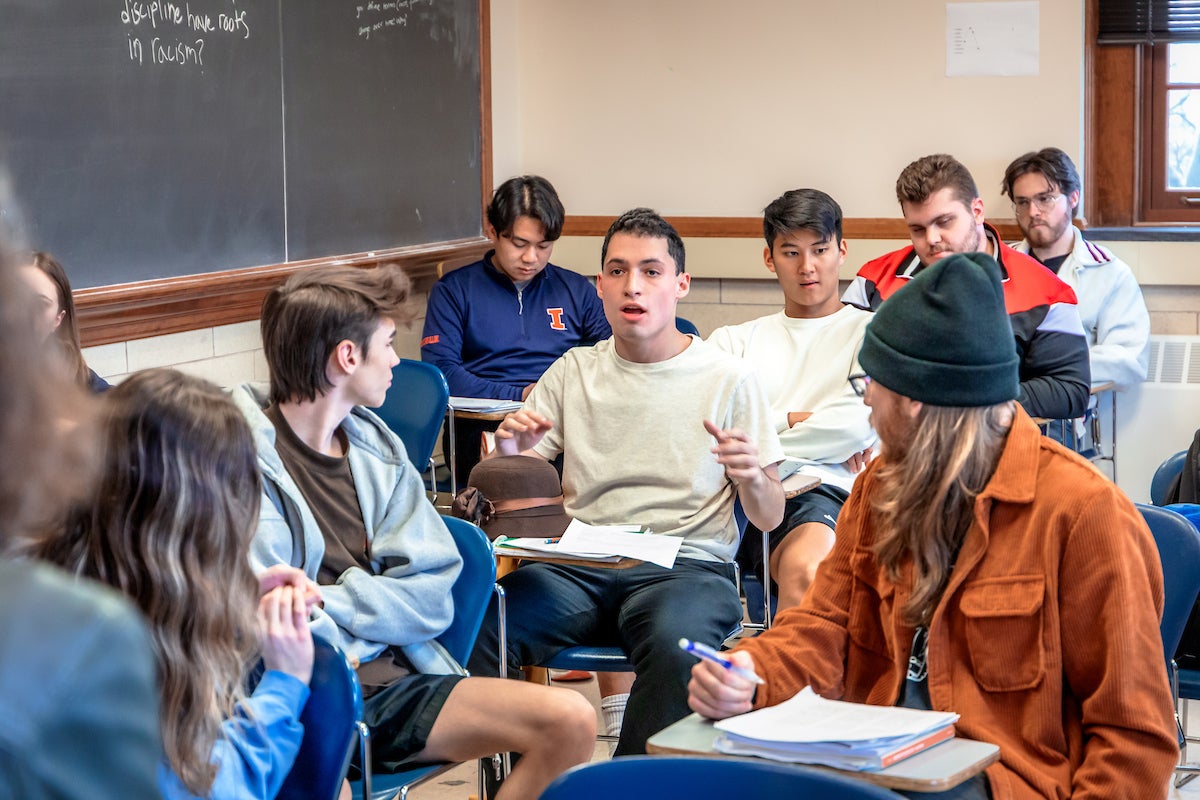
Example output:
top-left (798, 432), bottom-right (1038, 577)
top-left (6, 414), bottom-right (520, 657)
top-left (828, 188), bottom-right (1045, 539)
top-left (491, 0), bottom-right (1083, 216)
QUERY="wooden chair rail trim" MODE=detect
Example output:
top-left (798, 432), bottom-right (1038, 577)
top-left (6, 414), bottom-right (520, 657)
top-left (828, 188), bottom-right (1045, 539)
top-left (76, 236), bottom-right (491, 347)
top-left (562, 215), bottom-right (1024, 241)
top-left (77, 213), bottom-right (1028, 348)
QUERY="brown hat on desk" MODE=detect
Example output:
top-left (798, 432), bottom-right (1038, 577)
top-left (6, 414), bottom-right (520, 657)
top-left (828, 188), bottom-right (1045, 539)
top-left (451, 455), bottom-right (572, 540)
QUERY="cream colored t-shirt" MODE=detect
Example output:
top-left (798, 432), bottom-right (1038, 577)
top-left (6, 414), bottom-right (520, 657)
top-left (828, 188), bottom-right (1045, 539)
top-left (527, 336), bottom-right (784, 563)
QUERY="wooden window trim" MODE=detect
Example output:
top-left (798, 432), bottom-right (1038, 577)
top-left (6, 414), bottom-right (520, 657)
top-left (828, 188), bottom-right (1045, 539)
top-left (1086, 0), bottom-right (1200, 226)
top-left (1086, 0), bottom-right (1140, 227)
top-left (1141, 43), bottom-right (1200, 221)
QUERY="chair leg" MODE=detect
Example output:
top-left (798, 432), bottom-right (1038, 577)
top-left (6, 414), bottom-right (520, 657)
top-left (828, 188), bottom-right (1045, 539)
top-left (760, 523), bottom-right (772, 629)
top-left (1176, 683), bottom-right (1200, 787)
top-left (425, 459), bottom-right (438, 504)
top-left (357, 721), bottom-right (373, 799)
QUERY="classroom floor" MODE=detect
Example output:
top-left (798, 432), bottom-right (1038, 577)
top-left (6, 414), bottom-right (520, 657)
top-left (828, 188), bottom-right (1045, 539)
top-left (403, 677), bottom-right (1200, 799)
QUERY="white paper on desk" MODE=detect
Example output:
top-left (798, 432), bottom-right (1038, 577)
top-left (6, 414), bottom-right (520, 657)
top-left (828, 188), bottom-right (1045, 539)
top-left (448, 396), bottom-right (523, 414)
top-left (714, 687), bottom-right (958, 745)
top-left (492, 536), bottom-right (624, 563)
top-left (558, 519), bottom-right (683, 569)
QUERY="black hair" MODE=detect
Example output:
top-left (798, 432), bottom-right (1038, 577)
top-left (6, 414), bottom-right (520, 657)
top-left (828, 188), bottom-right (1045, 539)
top-left (486, 175), bottom-right (565, 241)
top-left (600, 208), bottom-right (685, 274)
top-left (763, 189), bottom-right (844, 250)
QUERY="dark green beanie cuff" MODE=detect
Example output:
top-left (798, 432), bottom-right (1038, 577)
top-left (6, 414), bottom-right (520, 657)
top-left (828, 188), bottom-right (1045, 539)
top-left (859, 326), bottom-right (1019, 407)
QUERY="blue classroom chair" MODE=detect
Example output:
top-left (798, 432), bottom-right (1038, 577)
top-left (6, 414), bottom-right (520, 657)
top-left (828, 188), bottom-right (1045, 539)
top-left (538, 755), bottom-right (903, 799)
top-left (275, 636), bottom-right (362, 800)
top-left (1153, 450), bottom-right (1188, 506)
top-left (350, 516), bottom-right (502, 800)
top-left (1138, 503), bottom-right (1200, 784)
top-left (374, 359), bottom-right (450, 498)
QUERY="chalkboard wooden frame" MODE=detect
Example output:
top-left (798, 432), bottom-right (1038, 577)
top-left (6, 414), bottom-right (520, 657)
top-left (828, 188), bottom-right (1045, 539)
top-left (72, 0), bottom-right (492, 348)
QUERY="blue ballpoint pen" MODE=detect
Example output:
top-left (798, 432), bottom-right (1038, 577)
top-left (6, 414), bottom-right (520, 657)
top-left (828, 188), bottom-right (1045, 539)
top-left (678, 638), bottom-right (764, 684)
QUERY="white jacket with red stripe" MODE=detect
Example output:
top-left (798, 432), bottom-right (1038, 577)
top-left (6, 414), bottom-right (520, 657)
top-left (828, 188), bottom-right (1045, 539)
top-left (1011, 232), bottom-right (1149, 390)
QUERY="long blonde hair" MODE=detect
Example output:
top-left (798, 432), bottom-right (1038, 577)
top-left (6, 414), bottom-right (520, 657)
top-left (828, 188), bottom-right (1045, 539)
top-left (870, 401), bottom-right (1014, 626)
top-left (38, 369), bottom-right (262, 795)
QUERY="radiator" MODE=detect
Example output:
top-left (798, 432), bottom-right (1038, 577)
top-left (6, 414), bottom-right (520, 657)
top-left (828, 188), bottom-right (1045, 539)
top-left (1114, 335), bottom-right (1200, 503)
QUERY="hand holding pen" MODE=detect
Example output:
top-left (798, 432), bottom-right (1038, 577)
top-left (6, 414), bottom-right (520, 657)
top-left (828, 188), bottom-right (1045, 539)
top-left (684, 638), bottom-right (762, 720)
top-left (679, 638), bottom-right (763, 683)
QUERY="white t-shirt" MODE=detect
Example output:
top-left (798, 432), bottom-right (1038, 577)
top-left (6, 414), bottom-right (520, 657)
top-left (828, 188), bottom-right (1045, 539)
top-left (526, 336), bottom-right (784, 563)
top-left (708, 306), bottom-right (876, 492)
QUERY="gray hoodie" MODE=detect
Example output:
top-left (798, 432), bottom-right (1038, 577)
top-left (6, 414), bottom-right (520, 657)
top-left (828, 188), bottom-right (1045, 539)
top-left (232, 383), bottom-right (464, 675)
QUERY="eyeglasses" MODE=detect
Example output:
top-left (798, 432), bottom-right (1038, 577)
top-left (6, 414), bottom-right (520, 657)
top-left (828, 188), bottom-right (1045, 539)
top-left (1011, 193), bottom-right (1064, 215)
top-left (848, 373), bottom-right (871, 397)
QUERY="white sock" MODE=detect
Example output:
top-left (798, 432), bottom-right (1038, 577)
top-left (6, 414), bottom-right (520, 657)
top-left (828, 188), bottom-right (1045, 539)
top-left (600, 692), bottom-right (628, 739)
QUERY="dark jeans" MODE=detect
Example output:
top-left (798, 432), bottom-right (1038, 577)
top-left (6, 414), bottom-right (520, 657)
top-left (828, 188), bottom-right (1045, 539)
top-left (468, 559), bottom-right (742, 756)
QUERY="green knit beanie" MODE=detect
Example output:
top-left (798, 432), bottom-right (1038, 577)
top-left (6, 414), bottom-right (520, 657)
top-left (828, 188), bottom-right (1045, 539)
top-left (858, 252), bottom-right (1019, 407)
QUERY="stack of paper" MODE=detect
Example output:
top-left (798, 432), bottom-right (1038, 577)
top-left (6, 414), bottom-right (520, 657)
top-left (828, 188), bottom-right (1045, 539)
top-left (493, 519), bottom-right (684, 569)
top-left (492, 535), bottom-right (625, 564)
top-left (449, 397), bottom-right (524, 414)
top-left (713, 687), bottom-right (958, 771)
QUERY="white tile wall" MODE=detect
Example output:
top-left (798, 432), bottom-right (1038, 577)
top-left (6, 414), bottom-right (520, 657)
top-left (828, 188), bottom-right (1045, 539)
top-left (81, 341), bottom-right (127, 377)
top-left (212, 321), bottom-right (261, 357)
top-left (86, 313), bottom-right (428, 390)
top-left (126, 328), bottom-right (214, 372)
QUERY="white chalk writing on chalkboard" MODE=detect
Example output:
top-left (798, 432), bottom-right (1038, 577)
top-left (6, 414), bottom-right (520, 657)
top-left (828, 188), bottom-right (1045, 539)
top-left (355, 0), bottom-right (435, 40)
top-left (120, 0), bottom-right (251, 68)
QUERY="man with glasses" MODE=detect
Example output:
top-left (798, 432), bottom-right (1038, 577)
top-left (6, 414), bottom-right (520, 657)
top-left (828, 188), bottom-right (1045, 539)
top-left (1002, 147), bottom-right (1150, 390)
top-left (844, 153), bottom-right (1090, 422)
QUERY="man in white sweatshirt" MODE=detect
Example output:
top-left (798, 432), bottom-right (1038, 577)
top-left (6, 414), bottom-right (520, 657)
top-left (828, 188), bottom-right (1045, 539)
top-left (1002, 147), bottom-right (1149, 391)
top-left (709, 189), bottom-right (876, 611)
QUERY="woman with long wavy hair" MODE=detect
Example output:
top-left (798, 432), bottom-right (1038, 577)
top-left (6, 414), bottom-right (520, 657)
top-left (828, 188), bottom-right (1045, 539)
top-left (37, 367), bottom-right (318, 800)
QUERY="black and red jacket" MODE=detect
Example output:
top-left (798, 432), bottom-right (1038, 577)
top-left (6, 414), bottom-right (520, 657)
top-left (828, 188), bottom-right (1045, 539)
top-left (842, 224), bottom-right (1090, 420)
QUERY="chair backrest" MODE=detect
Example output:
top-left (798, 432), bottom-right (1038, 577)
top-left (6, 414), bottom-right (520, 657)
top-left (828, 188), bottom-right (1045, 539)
top-left (1138, 503), bottom-right (1200, 660)
top-left (675, 316), bottom-right (700, 336)
top-left (374, 359), bottom-right (450, 473)
top-left (277, 636), bottom-right (363, 800)
top-left (1152, 450), bottom-right (1188, 506)
top-left (538, 755), bottom-right (902, 799)
top-left (437, 515), bottom-right (497, 665)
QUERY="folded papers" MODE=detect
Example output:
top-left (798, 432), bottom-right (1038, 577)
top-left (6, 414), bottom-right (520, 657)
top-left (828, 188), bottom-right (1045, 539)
top-left (493, 519), bottom-right (684, 568)
top-left (713, 687), bottom-right (958, 771)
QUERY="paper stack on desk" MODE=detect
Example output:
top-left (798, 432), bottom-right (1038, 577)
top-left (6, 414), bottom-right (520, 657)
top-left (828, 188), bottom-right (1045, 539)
top-left (448, 396), bottom-right (524, 414)
top-left (713, 687), bottom-right (958, 771)
top-left (493, 519), bottom-right (683, 568)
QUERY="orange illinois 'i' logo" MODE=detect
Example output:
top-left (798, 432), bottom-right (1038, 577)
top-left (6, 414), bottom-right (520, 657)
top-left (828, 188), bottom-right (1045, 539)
top-left (547, 308), bottom-right (566, 330)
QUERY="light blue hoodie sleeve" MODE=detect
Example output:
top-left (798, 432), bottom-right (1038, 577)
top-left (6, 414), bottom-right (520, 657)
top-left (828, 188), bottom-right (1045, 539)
top-left (158, 670), bottom-right (310, 800)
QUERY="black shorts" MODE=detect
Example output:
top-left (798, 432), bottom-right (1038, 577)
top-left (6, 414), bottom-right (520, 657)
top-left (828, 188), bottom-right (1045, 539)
top-left (358, 672), bottom-right (467, 773)
top-left (736, 483), bottom-right (849, 588)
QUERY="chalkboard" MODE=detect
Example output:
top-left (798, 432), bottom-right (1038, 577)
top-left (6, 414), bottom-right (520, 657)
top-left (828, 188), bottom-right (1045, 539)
top-left (0, 0), bottom-right (482, 289)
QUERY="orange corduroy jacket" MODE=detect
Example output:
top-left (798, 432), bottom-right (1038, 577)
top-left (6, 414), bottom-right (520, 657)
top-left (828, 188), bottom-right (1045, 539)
top-left (736, 408), bottom-right (1177, 799)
